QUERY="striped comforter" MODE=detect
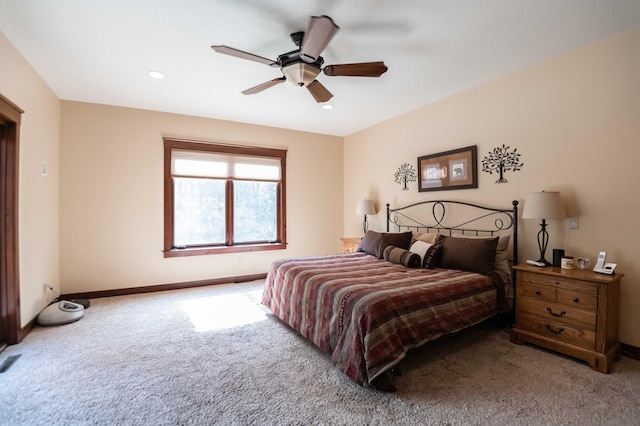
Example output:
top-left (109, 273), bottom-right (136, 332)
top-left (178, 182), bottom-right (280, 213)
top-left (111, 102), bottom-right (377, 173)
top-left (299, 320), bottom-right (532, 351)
top-left (262, 252), bottom-right (498, 388)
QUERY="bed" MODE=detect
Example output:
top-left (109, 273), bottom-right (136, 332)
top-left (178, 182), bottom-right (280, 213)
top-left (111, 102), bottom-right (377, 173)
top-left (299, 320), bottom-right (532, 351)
top-left (262, 200), bottom-right (519, 390)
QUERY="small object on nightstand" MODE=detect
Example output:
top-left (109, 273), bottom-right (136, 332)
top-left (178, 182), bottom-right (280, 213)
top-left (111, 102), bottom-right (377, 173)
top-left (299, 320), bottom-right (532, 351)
top-left (526, 260), bottom-right (545, 267)
top-left (577, 257), bottom-right (590, 270)
top-left (341, 237), bottom-right (361, 253)
top-left (560, 256), bottom-right (574, 269)
top-left (552, 248), bottom-right (565, 267)
top-left (593, 251), bottom-right (617, 275)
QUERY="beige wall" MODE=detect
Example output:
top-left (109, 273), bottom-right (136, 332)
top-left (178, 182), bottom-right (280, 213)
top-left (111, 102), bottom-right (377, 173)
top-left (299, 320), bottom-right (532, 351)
top-left (0, 32), bottom-right (61, 327)
top-left (3, 23), bottom-right (639, 349)
top-left (59, 102), bottom-right (343, 294)
top-left (344, 27), bottom-right (640, 346)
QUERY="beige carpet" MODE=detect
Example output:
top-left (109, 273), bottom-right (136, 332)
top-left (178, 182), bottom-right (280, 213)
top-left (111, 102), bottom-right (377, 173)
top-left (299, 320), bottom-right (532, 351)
top-left (1, 280), bottom-right (639, 425)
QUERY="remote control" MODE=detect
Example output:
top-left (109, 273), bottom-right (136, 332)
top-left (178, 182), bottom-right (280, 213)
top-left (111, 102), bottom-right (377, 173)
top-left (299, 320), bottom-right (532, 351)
top-left (526, 260), bottom-right (546, 267)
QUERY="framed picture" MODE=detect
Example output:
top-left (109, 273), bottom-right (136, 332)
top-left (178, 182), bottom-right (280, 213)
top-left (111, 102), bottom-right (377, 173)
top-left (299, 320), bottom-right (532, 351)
top-left (418, 145), bottom-right (478, 192)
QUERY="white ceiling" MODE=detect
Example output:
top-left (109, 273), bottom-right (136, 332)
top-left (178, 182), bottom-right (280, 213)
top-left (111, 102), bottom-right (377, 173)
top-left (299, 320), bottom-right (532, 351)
top-left (2, 1), bottom-right (640, 137)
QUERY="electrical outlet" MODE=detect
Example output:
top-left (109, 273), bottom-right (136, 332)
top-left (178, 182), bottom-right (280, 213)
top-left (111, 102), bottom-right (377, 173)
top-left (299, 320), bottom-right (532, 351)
top-left (43, 283), bottom-right (59, 302)
top-left (568, 217), bottom-right (579, 229)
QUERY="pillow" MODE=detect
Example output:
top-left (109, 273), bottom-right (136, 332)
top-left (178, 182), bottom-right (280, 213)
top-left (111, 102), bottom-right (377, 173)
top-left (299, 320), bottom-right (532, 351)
top-left (423, 244), bottom-right (442, 269)
top-left (383, 245), bottom-right (421, 268)
top-left (357, 231), bottom-right (412, 258)
top-left (409, 240), bottom-right (442, 269)
top-left (437, 235), bottom-right (498, 277)
top-left (452, 234), bottom-right (511, 284)
top-left (357, 230), bottom-right (383, 257)
top-left (409, 240), bottom-right (431, 262)
top-left (411, 232), bottom-right (442, 245)
top-left (378, 231), bottom-right (413, 258)
top-left (452, 233), bottom-right (509, 259)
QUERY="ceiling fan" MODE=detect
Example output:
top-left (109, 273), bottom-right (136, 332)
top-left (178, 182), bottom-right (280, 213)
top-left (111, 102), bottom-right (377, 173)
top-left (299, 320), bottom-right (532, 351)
top-left (211, 15), bottom-right (388, 103)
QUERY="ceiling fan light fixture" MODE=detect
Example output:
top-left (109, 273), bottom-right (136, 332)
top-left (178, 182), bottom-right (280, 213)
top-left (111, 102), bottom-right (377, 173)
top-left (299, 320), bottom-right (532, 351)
top-left (282, 62), bottom-right (320, 87)
top-left (321, 104), bottom-right (333, 110)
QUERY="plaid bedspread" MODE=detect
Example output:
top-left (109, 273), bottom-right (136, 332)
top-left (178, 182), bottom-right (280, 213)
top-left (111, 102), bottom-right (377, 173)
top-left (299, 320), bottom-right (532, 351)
top-left (262, 252), bottom-right (498, 388)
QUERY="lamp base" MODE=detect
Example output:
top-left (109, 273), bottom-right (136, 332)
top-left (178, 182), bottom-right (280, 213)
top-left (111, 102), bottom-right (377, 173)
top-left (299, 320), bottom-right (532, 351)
top-left (535, 219), bottom-right (552, 267)
top-left (362, 215), bottom-right (369, 235)
top-left (535, 257), bottom-right (552, 266)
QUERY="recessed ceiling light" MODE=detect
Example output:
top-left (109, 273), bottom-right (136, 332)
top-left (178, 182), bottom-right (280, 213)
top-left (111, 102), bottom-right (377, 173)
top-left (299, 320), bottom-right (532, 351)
top-left (148, 71), bottom-right (166, 79)
top-left (321, 104), bottom-right (333, 110)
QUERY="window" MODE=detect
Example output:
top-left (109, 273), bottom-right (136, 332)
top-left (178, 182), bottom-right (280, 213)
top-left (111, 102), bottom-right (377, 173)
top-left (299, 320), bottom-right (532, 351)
top-left (164, 138), bottom-right (287, 257)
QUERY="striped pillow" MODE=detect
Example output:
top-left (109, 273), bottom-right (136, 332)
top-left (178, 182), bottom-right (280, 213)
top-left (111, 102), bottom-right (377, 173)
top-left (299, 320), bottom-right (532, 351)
top-left (383, 245), bottom-right (421, 268)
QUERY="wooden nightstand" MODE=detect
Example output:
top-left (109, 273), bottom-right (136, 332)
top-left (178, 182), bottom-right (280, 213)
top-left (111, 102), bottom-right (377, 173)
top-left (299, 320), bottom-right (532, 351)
top-left (511, 264), bottom-right (623, 373)
top-left (340, 237), bottom-right (361, 253)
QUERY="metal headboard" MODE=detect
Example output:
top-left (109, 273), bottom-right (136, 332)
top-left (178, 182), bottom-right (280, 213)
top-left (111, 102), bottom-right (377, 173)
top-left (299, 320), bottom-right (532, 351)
top-left (386, 200), bottom-right (519, 265)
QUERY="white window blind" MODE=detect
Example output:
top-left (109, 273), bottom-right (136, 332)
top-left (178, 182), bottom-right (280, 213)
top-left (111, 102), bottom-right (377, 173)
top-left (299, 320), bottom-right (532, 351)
top-left (172, 150), bottom-right (281, 180)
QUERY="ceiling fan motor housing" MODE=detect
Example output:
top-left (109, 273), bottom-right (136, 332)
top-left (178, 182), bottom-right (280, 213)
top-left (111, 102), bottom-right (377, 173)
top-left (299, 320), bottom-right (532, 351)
top-left (278, 50), bottom-right (323, 87)
top-left (290, 31), bottom-right (304, 47)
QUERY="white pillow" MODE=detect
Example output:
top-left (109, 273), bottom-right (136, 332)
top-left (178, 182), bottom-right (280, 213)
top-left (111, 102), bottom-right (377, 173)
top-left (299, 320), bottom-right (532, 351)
top-left (409, 240), bottom-right (433, 265)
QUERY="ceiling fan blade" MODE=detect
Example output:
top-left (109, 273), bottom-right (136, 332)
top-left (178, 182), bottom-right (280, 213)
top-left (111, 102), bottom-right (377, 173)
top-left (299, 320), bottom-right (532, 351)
top-left (323, 61), bottom-right (388, 77)
top-left (242, 77), bottom-right (286, 95)
top-left (306, 80), bottom-right (333, 103)
top-left (211, 45), bottom-right (277, 67)
top-left (300, 16), bottom-right (340, 63)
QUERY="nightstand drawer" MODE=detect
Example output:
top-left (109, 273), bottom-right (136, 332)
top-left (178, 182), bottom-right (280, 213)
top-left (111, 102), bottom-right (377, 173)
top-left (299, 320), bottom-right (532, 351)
top-left (521, 312), bottom-right (596, 349)
top-left (557, 288), bottom-right (597, 311)
top-left (520, 274), bottom-right (598, 311)
top-left (521, 281), bottom-right (556, 301)
top-left (520, 298), bottom-right (596, 329)
top-left (522, 272), bottom-right (598, 295)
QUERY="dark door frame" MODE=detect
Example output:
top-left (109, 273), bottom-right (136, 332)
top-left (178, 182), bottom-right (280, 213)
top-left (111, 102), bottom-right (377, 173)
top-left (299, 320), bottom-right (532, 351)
top-left (0, 93), bottom-right (23, 345)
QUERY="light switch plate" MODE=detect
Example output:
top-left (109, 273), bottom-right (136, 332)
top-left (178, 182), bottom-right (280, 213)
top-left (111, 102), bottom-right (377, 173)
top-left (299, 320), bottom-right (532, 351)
top-left (568, 217), bottom-right (579, 229)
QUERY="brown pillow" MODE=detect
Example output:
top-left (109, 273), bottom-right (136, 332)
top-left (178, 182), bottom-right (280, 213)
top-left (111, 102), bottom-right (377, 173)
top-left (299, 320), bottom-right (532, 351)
top-left (452, 233), bottom-right (512, 295)
top-left (357, 230), bottom-right (383, 257)
top-left (358, 231), bottom-right (413, 258)
top-left (423, 244), bottom-right (442, 269)
top-left (437, 235), bottom-right (498, 276)
top-left (378, 231), bottom-right (413, 258)
top-left (383, 245), bottom-right (421, 268)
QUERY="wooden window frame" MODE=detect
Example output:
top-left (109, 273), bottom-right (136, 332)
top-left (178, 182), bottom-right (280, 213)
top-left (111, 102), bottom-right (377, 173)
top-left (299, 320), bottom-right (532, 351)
top-left (163, 138), bottom-right (287, 258)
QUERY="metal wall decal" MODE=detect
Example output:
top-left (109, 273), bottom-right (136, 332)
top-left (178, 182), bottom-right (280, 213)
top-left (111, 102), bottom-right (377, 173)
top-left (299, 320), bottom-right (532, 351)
top-left (482, 144), bottom-right (524, 183)
top-left (394, 163), bottom-right (416, 190)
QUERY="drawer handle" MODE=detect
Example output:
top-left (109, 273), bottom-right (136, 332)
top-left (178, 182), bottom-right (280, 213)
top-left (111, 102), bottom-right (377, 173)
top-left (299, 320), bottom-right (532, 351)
top-left (573, 298), bottom-right (580, 303)
top-left (535, 290), bottom-right (541, 295)
top-left (546, 307), bottom-right (566, 317)
top-left (545, 324), bottom-right (565, 335)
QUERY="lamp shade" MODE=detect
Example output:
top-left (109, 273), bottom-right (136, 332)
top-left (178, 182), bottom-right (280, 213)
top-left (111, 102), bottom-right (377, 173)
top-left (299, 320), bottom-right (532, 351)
top-left (521, 191), bottom-right (566, 219)
top-left (356, 199), bottom-right (376, 216)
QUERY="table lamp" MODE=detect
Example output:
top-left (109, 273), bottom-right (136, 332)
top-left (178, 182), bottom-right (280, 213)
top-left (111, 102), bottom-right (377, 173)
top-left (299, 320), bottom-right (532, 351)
top-left (521, 191), bottom-right (566, 266)
top-left (356, 199), bottom-right (376, 235)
